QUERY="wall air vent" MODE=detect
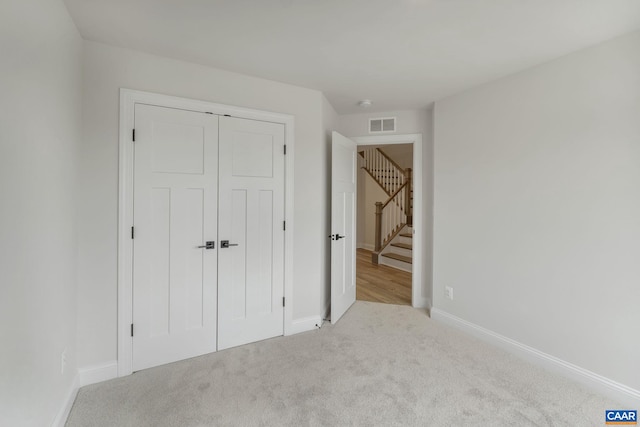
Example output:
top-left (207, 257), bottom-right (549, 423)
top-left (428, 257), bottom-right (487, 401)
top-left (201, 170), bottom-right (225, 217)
top-left (369, 117), bottom-right (396, 133)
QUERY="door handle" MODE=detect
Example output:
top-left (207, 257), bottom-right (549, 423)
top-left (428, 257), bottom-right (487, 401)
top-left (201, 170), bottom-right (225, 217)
top-left (329, 234), bottom-right (345, 240)
top-left (197, 241), bottom-right (215, 249)
top-left (220, 240), bottom-right (239, 248)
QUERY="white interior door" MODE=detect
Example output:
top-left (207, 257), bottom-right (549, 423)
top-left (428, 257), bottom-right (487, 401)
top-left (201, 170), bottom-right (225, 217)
top-left (217, 116), bottom-right (285, 350)
top-left (132, 104), bottom-right (218, 371)
top-left (331, 131), bottom-right (357, 324)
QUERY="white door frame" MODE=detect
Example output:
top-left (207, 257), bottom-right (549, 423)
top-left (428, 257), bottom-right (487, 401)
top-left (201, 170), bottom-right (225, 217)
top-left (351, 134), bottom-right (426, 308)
top-left (117, 89), bottom-right (295, 377)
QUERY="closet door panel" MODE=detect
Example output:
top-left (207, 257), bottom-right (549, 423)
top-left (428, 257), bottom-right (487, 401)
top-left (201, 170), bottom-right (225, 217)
top-left (132, 104), bottom-right (218, 371)
top-left (217, 116), bottom-right (285, 350)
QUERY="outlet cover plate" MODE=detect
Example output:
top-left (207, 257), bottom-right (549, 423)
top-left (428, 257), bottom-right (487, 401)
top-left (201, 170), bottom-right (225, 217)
top-left (445, 286), bottom-right (454, 300)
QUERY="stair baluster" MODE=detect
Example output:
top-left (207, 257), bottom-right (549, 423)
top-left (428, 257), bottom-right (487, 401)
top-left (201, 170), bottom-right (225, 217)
top-left (359, 147), bottom-right (413, 263)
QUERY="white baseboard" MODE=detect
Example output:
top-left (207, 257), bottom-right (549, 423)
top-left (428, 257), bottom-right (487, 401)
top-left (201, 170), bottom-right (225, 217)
top-left (52, 374), bottom-right (78, 427)
top-left (78, 360), bottom-right (118, 387)
top-left (288, 315), bottom-right (322, 335)
top-left (431, 308), bottom-right (640, 407)
top-left (357, 243), bottom-right (375, 251)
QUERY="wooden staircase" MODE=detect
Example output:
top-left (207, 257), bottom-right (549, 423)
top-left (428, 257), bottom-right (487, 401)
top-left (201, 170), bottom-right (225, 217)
top-left (379, 226), bottom-right (412, 272)
top-left (360, 147), bottom-right (413, 271)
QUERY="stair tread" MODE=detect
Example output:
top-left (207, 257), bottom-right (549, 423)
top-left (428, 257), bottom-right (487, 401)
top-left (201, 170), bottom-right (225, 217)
top-left (399, 233), bottom-right (412, 238)
top-left (381, 252), bottom-right (412, 264)
top-left (390, 242), bottom-right (412, 250)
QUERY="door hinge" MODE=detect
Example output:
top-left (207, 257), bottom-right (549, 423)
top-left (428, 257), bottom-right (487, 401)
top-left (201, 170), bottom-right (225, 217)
top-left (132, 129), bottom-right (136, 142)
top-left (283, 221), bottom-right (286, 231)
top-left (282, 297), bottom-right (285, 307)
top-left (131, 226), bottom-right (134, 239)
top-left (284, 144), bottom-right (287, 155)
top-left (130, 323), bottom-right (134, 337)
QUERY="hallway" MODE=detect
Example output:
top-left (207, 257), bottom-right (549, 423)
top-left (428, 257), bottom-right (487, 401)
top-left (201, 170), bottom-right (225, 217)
top-left (356, 248), bottom-right (412, 306)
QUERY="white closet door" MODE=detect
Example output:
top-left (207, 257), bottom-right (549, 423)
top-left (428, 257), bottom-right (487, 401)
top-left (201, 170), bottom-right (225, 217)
top-left (132, 104), bottom-right (218, 371)
top-left (217, 116), bottom-right (285, 350)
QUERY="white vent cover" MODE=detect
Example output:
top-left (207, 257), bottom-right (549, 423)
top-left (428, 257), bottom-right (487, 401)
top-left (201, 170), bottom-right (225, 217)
top-left (369, 117), bottom-right (396, 133)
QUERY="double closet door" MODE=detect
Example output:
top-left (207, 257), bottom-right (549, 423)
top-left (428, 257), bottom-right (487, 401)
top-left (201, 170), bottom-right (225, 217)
top-left (132, 103), bottom-right (285, 372)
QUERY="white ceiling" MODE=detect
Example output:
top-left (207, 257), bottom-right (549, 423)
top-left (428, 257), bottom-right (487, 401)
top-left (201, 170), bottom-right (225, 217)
top-left (63, 0), bottom-right (640, 114)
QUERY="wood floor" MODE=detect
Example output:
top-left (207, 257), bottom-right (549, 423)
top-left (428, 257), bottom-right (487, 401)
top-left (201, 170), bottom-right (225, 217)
top-left (356, 248), bottom-right (412, 306)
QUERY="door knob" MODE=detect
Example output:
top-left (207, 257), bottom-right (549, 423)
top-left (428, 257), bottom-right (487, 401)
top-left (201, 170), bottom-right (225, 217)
top-left (197, 241), bottom-right (215, 249)
top-left (220, 240), bottom-right (239, 248)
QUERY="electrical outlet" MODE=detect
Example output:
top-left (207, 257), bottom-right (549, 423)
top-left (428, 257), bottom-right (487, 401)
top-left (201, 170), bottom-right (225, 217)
top-left (445, 286), bottom-right (454, 300)
top-left (61, 349), bottom-right (67, 375)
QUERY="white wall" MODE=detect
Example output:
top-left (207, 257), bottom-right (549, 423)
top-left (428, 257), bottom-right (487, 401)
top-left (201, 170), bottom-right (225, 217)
top-left (338, 109), bottom-right (434, 306)
top-left (380, 144), bottom-right (413, 170)
top-left (433, 31), bottom-right (640, 391)
top-left (0, 0), bottom-right (83, 425)
top-left (337, 110), bottom-right (430, 138)
top-left (77, 41), bottom-right (330, 369)
top-left (357, 171), bottom-right (391, 250)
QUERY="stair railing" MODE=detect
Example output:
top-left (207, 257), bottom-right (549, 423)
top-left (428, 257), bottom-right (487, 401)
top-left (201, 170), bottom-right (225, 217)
top-left (360, 148), bottom-right (413, 263)
top-left (374, 182), bottom-right (407, 248)
top-left (362, 148), bottom-right (405, 195)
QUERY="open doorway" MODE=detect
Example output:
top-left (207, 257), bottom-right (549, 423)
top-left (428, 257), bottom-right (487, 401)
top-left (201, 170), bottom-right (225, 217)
top-left (355, 143), bottom-right (413, 306)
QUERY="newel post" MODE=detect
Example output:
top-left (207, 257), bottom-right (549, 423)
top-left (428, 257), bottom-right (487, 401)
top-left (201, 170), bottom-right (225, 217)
top-left (405, 168), bottom-right (412, 226)
top-left (374, 202), bottom-right (383, 254)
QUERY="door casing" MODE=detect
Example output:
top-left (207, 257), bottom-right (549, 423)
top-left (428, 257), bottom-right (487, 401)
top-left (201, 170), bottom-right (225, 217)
top-left (352, 134), bottom-right (425, 309)
top-left (118, 89), bottom-right (295, 377)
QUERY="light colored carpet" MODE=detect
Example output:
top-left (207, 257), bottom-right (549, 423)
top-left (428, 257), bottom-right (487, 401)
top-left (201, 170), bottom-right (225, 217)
top-left (67, 302), bottom-right (617, 426)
